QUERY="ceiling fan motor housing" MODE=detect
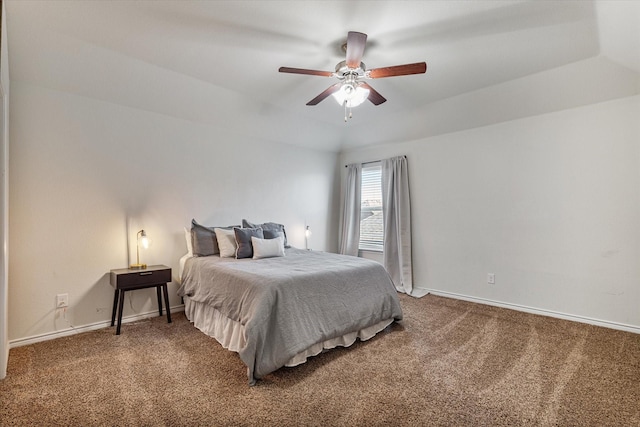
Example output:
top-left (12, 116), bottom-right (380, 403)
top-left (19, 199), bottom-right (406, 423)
top-left (335, 60), bottom-right (366, 78)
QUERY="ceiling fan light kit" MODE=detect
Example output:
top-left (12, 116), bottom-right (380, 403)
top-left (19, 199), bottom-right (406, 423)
top-left (279, 31), bottom-right (427, 122)
top-left (333, 83), bottom-right (370, 107)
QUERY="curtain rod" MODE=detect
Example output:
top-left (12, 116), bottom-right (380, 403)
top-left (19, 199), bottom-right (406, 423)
top-left (345, 155), bottom-right (406, 167)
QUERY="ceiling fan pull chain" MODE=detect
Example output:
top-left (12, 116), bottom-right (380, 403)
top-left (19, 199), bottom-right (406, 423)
top-left (344, 101), bottom-right (348, 122)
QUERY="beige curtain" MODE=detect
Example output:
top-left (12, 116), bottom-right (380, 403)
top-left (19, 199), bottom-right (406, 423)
top-left (339, 163), bottom-right (362, 256)
top-left (381, 156), bottom-right (413, 294)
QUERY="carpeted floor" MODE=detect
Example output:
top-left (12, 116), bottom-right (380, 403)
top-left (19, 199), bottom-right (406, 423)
top-left (1, 294), bottom-right (639, 426)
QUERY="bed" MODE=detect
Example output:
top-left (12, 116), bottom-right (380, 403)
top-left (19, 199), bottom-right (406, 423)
top-left (177, 245), bottom-right (403, 385)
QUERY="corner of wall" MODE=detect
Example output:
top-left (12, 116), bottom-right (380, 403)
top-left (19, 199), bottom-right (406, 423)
top-left (0, 0), bottom-right (10, 380)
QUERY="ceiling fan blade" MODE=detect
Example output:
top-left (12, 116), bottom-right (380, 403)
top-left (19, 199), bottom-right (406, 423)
top-left (279, 67), bottom-right (333, 77)
top-left (306, 83), bottom-right (342, 106)
top-left (345, 31), bottom-right (367, 69)
top-left (368, 62), bottom-right (427, 79)
top-left (360, 83), bottom-right (386, 105)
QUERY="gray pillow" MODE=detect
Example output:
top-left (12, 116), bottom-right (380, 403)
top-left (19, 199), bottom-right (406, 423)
top-left (263, 230), bottom-right (284, 240)
top-left (191, 219), bottom-right (239, 256)
top-left (234, 227), bottom-right (264, 259)
top-left (242, 219), bottom-right (290, 248)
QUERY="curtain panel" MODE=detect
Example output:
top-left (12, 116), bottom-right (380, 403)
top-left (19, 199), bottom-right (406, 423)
top-left (381, 156), bottom-right (413, 294)
top-left (339, 163), bottom-right (362, 256)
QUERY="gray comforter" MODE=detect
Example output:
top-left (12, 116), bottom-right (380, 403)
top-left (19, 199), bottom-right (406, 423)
top-left (177, 248), bottom-right (403, 384)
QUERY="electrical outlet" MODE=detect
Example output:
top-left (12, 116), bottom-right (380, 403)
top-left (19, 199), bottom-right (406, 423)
top-left (56, 293), bottom-right (69, 308)
top-left (487, 273), bottom-right (495, 285)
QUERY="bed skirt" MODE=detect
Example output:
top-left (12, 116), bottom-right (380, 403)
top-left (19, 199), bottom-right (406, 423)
top-left (184, 296), bottom-right (394, 369)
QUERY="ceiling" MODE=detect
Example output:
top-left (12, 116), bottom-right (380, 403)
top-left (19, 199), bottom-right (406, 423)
top-left (5, 1), bottom-right (640, 152)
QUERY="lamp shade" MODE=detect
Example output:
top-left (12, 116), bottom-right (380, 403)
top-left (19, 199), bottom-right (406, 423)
top-left (333, 84), bottom-right (370, 107)
top-left (139, 230), bottom-right (149, 249)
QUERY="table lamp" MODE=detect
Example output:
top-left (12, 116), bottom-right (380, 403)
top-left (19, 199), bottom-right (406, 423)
top-left (130, 229), bottom-right (149, 269)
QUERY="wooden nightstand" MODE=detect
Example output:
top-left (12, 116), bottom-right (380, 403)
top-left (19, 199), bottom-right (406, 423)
top-left (110, 264), bottom-right (172, 335)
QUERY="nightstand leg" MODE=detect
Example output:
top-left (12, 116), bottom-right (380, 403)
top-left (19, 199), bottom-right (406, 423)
top-left (111, 289), bottom-right (119, 327)
top-left (156, 286), bottom-right (163, 316)
top-left (116, 290), bottom-right (125, 335)
top-left (162, 283), bottom-right (172, 323)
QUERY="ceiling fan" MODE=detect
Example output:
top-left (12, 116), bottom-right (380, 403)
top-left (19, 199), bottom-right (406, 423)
top-left (279, 31), bottom-right (427, 121)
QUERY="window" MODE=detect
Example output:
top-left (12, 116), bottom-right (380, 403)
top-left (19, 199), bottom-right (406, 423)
top-left (359, 163), bottom-right (383, 251)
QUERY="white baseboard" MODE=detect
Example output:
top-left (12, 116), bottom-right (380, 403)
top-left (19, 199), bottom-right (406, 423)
top-left (422, 288), bottom-right (640, 334)
top-left (9, 305), bottom-right (186, 348)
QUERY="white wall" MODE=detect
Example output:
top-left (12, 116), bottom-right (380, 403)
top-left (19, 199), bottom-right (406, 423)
top-left (8, 82), bottom-right (339, 344)
top-left (341, 95), bottom-right (640, 331)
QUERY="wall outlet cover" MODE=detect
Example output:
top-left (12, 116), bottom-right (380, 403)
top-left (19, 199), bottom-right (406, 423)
top-left (56, 293), bottom-right (69, 308)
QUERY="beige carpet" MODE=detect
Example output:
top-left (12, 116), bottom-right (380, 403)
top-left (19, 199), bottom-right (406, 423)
top-left (1, 294), bottom-right (639, 426)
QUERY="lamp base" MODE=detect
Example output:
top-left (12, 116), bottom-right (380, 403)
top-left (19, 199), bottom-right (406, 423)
top-left (129, 263), bottom-right (147, 270)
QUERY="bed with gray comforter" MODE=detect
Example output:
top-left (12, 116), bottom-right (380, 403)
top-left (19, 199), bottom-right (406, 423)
top-left (178, 248), bottom-right (403, 384)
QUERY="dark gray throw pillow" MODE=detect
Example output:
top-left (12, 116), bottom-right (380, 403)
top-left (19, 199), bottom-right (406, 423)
top-left (263, 230), bottom-right (284, 240)
top-left (191, 219), bottom-right (239, 256)
top-left (242, 219), bottom-right (290, 248)
top-left (234, 227), bottom-right (264, 259)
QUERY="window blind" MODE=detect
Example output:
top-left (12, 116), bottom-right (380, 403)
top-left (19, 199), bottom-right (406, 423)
top-left (359, 163), bottom-right (383, 251)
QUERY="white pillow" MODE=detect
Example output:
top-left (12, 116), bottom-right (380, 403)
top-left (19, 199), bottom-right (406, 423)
top-left (184, 227), bottom-right (193, 257)
top-left (252, 236), bottom-right (285, 259)
top-left (214, 228), bottom-right (237, 258)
